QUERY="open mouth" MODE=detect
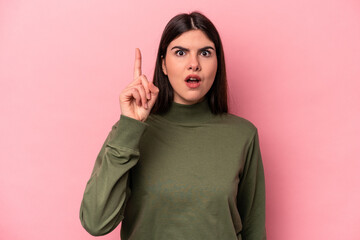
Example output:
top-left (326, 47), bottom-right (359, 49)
top-left (186, 78), bottom-right (200, 83)
top-left (185, 75), bottom-right (201, 88)
top-left (185, 75), bottom-right (201, 83)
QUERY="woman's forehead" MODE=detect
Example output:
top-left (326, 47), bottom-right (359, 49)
top-left (168, 30), bottom-right (215, 49)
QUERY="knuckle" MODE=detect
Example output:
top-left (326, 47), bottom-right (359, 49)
top-left (131, 88), bottom-right (138, 94)
top-left (140, 74), bottom-right (148, 81)
top-left (135, 85), bottom-right (143, 91)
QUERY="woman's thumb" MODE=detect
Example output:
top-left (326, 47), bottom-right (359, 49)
top-left (148, 82), bottom-right (159, 107)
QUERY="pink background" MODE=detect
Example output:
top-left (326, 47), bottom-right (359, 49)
top-left (1, 0), bottom-right (359, 239)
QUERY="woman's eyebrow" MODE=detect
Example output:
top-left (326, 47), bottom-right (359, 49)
top-left (170, 46), bottom-right (215, 51)
top-left (199, 46), bottom-right (215, 51)
top-left (170, 46), bottom-right (189, 51)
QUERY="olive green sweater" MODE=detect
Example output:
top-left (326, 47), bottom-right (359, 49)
top-left (80, 100), bottom-right (266, 240)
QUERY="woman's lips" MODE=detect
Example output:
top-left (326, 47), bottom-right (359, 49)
top-left (186, 81), bottom-right (201, 88)
top-left (185, 74), bottom-right (201, 89)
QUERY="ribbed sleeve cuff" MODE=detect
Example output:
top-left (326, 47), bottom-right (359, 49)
top-left (107, 115), bottom-right (148, 151)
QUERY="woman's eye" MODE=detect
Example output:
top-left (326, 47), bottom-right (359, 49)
top-left (175, 50), bottom-right (185, 56)
top-left (200, 50), bottom-right (211, 57)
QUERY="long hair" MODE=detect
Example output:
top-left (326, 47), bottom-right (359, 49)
top-left (151, 11), bottom-right (228, 114)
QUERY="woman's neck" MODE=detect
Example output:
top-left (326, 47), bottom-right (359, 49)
top-left (160, 98), bottom-right (214, 124)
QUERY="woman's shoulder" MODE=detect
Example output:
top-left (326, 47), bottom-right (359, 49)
top-left (215, 113), bottom-right (258, 137)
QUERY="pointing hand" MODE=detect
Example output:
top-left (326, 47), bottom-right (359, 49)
top-left (119, 48), bottom-right (159, 122)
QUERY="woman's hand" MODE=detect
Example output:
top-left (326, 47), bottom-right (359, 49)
top-left (119, 48), bottom-right (159, 122)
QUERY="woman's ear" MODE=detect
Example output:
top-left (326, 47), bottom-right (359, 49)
top-left (161, 56), bottom-right (168, 75)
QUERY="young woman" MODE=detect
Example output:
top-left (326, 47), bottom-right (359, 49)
top-left (80, 12), bottom-right (266, 240)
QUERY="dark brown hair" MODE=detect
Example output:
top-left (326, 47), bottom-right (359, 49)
top-left (151, 11), bottom-right (228, 114)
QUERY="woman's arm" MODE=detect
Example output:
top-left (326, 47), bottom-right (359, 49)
top-left (80, 48), bottom-right (158, 236)
top-left (237, 129), bottom-right (266, 240)
top-left (79, 115), bottom-right (147, 236)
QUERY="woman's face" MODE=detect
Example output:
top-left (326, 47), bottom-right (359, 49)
top-left (162, 30), bottom-right (217, 105)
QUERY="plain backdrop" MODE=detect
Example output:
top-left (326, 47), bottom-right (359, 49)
top-left (1, 0), bottom-right (359, 239)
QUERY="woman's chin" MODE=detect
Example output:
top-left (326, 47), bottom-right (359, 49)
top-left (173, 95), bottom-right (205, 105)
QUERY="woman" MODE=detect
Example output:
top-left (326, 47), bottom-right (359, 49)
top-left (80, 12), bottom-right (266, 240)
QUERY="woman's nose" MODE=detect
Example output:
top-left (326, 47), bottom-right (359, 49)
top-left (187, 55), bottom-right (201, 71)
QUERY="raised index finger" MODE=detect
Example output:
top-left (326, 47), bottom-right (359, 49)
top-left (133, 48), bottom-right (142, 79)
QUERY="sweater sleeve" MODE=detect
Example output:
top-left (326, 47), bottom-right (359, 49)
top-left (79, 115), bottom-right (147, 236)
top-left (237, 129), bottom-right (266, 240)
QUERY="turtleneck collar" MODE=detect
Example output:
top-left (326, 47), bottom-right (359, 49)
top-left (159, 98), bottom-right (214, 124)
